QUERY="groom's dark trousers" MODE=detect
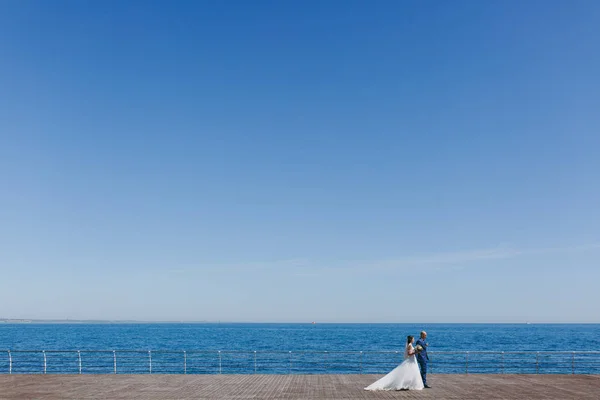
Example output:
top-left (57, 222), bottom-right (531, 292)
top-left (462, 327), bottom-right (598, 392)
top-left (415, 338), bottom-right (428, 386)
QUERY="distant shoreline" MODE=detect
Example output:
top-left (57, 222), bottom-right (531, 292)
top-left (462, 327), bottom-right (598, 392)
top-left (1, 320), bottom-right (599, 325)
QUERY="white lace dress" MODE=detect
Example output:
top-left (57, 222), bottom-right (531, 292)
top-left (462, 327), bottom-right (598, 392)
top-left (364, 343), bottom-right (424, 391)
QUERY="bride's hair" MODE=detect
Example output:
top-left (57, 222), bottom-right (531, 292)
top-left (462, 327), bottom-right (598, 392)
top-left (406, 335), bottom-right (414, 344)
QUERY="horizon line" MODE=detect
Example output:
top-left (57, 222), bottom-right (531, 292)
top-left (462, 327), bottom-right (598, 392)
top-left (2, 319), bottom-right (599, 325)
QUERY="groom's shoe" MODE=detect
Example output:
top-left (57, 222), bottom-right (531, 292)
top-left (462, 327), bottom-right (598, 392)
top-left (424, 385), bottom-right (432, 389)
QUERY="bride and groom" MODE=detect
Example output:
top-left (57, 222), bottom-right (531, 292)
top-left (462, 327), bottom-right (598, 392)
top-left (365, 331), bottom-right (431, 391)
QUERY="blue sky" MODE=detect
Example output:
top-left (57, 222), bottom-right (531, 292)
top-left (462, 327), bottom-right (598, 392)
top-left (1, 0), bottom-right (599, 322)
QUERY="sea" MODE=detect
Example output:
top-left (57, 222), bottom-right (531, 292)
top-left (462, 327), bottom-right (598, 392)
top-left (0, 323), bottom-right (598, 374)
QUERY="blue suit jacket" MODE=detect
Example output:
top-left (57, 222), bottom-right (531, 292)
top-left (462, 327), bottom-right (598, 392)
top-left (415, 338), bottom-right (429, 363)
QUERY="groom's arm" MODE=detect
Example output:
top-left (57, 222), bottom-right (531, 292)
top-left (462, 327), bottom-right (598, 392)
top-left (415, 339), bottom-right (423, 351)
top-left (416, 339), bottom-right (429, 360)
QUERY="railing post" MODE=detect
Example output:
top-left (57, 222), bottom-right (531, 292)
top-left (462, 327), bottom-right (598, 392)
top-left (43, 351), bottom-right (47, 374)
top-left (148, 351), bottom-right (152, 374)
top-left (536, 352), bottom-right (539, 374)
top-left (184, 351), bottom-right (187, 374)
top-left (465, 351), bottom-right (469, 374)
top-left (254, 351), bottom-right (257, 374)
top-left (572, 352), bottom-right (575, 375)
top-left (289, 351), bottom-right (292, 374)
top-left (430, 352), bottom-right (432, 374)
top-left (113, 351), bottom-right (117, 374)
top-left (78, 351), bottom-right (82, 374)
top-left (8, 351), bottom-right (12, 374)
top-left (218, 351), bottom-right (222, 374)
top-left (360, 351), bottom-right (363, 375)
top-left (501, 352), bottom-right (504, 374)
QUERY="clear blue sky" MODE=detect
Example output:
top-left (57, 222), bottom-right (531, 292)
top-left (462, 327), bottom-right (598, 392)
top-left (1, 0), bottom-right (599, 323)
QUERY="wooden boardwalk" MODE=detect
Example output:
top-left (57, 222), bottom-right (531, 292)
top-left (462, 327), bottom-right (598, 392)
top-left (0, 374), bottom-right (599, 399)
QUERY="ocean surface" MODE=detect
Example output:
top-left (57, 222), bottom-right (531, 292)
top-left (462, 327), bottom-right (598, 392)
top-left (1, 323), bottom-right (599, 374)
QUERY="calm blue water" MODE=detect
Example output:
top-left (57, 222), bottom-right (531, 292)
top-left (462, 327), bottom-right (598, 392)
top-left (0, 323), bottom-right (598, 374)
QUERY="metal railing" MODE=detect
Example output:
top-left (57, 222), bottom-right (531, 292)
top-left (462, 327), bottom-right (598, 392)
top-left (1, 350), bottom-right (599, 375)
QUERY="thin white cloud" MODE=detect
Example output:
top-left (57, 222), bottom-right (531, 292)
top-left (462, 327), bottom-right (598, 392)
top-left (383, 246), bottom-right (520, 266)
top-left (165, 242), bottom-right (600, 275)
top-left (342, 242), bottom-right (600, 272)
top-left (525, 242), bottom-right (600, 255)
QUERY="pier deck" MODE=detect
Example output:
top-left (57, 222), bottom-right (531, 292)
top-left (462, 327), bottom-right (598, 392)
top-left (0, 374), bottom-right (599, 399)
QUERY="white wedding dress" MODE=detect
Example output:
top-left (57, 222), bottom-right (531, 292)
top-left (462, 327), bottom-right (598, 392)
top-left (364, 343), bottom-right (424, 391)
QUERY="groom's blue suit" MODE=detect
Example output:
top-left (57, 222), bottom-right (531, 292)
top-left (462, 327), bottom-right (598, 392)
top-left (415, 337), bottom-right (429, 386)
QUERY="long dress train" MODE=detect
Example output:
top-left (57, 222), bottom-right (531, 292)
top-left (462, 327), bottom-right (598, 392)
top-left (364, 343), bottom-right (424, 391)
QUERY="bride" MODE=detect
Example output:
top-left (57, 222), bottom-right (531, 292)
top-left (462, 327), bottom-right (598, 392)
top-left (364, 335), bottom-right (424, 391)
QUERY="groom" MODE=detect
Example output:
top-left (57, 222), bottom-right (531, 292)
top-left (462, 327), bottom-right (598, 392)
top-left (416, 331), bottom-right (431, 388)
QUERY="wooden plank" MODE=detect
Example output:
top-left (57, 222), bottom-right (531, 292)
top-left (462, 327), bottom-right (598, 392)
top-left (0, 374), bottom-right (598, 399)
